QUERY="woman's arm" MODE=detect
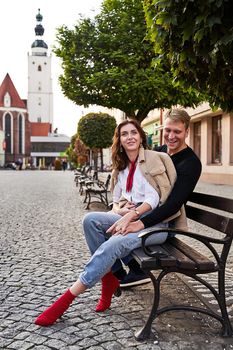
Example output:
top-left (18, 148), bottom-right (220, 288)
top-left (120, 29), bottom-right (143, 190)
top-left (107, 181), bottom-right (160, 235)
top-left (111, 180), bottom-right (136, 216)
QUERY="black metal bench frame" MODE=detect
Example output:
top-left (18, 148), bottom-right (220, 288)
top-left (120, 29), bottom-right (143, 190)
top-left (83, 174), bottom-right (111, 210)
top-left (74, 165), bottom-right (92, 189)
top-left (132, 192), bottom-right (233, 340)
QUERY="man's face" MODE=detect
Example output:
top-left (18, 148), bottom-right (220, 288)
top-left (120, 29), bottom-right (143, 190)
top-left (163, 118), bottom-right (189, 155)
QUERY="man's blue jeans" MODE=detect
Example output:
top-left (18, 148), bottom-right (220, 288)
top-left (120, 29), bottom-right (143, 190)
top-left (79, 211), bottom-right (168, 288)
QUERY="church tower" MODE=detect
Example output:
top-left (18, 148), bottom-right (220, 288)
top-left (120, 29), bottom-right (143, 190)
top-left (27, 9), bottom-right (53, 136)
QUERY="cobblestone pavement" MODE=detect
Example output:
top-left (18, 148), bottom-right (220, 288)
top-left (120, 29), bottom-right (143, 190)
top-left (0, 171), bottom-right (233, 350)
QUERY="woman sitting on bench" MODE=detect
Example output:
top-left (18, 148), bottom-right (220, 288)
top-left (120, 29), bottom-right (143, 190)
top-left (35, 119), bottom-right (179, 326)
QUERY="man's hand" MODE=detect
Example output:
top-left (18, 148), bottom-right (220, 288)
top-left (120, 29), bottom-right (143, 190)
top-left (107, 211), bottom-right (135, 234)
top-left (120, 220), bottom-right (145, 234)
top-left (106, 215), bottom-right (145, 236)
top-left (116, 201), bottom-right (136, 216)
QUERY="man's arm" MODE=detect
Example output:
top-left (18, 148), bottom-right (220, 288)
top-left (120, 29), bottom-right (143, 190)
top-left (140, 156), bottom-right (202, 228)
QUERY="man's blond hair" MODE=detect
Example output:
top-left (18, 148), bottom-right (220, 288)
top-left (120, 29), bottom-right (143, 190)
top-left (165, 109), bottom-right (191, 130)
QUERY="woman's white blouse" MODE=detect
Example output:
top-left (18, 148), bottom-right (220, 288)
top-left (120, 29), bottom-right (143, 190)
top-left (113, 164), bottom-right (159, 210)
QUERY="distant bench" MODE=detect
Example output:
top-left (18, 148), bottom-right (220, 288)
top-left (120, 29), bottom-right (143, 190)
top-left (83, 174), bottom-right (111, 210)
top-left (132, 192), bottom-right (233, 340)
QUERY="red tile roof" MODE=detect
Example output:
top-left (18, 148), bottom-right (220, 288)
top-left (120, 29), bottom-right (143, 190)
top-left (0, 73), bottom-right (26, 108)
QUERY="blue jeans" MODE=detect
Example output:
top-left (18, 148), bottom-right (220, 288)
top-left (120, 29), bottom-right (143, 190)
top-left (79, 211), bottom-right (168, 288)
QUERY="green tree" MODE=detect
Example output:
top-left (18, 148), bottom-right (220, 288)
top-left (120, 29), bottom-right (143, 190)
top-left (66, 134), bottom-right (89, 168)
top-left (65, 134), bottom-right (79, 168)
top-left (54, 0), bottom-right (203, 123)
top-left (143, 0), bottom-right (233, 111)
top-left (77, 112), bottom-right (117, 170)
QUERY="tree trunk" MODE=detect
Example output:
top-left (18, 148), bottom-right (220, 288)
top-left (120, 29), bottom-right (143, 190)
top-left (93, 149), bottom-right (98, 171)
top-left (136, 106), bottom-right (154, 124)
top-left (100, 148), bottom-right (104, 172)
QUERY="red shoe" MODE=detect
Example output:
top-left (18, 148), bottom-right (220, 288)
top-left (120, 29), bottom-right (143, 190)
top-left (95, 272), bottom-right (121, 312)
top-left (35, 289), bottom-right (76, 326)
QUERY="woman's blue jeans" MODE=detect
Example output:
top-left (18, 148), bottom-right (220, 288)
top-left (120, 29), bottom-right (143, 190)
top-left (79, 211), bottom-right (168, 288)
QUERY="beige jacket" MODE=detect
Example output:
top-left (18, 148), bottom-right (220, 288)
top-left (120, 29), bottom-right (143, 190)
top-left (110, 148), bottom-right (187, 230)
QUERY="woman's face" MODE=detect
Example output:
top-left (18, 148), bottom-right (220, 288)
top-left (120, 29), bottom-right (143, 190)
top-left (119, 123), bottom-right (142, 153)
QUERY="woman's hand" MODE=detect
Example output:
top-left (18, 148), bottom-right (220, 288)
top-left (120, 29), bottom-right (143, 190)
top-left (115, 201), bottom-right (136, 216)
top-left (107, 211), bottom-right (144, 235)
top-left (107, 211), bottom-right (135, 234)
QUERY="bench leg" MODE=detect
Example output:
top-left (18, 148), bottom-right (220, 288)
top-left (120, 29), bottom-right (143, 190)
top-left (100, 193), bottom-right (108, 207)
top-left (135, 270), bottom-right (165, 341)
top-left (218, 270), bottom-right (233, 337)
top-left (83, 190), bottom-right (88, 203)
top-left (85, 192), bottom-right (91, 210)
top-left (104, 191), bottom-right (109, 207)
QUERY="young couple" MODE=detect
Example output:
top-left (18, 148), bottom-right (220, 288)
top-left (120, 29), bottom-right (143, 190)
top-left (35, 108), bottom-right (202, 326)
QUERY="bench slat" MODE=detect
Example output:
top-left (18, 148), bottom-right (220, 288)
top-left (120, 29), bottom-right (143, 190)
top-left (168, 237), bottom-right (215, 271)
top-left (163, 242), bottom-right (196, 269)
top-left (132, 245), bottom-right (177, 269)
top-left (189, 192), bottom-right (233, 213)
top-left (185, 205), bottom-right (232, 235)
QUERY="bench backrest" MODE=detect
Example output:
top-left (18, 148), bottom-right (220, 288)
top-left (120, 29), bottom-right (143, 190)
top-left (186, 192), bottom-right (233, 237)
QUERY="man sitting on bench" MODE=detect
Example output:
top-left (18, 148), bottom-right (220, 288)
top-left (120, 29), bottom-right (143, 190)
top-left (107, 108), bottom-right (202, 287)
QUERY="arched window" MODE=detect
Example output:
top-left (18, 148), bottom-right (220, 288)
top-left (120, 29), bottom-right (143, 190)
top-left (19, 115), bottom-right (23, 154)
top-left (5, 113), bottom-right (11, 153)
top-left (38, 65), bottom-right (42, 72)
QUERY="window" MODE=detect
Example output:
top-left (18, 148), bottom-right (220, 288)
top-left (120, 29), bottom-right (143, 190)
top-left (37, 117), bottom-right (41, 123)
top-left (230, 116), bottom-right (233, 164)
top-left (4, 92), bottom-right (11, 107)
top-left (38, 65), bottom-right (42, 71)
top-left (19, 115), bottom-right (23, 154)
top-left (5, 113), bottom-right (11, 153)
top-left (212, 116), bottom-right (222, 164)
top-left (193, 121), bottom-right (201, 158)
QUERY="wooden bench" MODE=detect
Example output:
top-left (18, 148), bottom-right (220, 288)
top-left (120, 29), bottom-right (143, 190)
top-left (75, 166), bottom-right (92, 193)
top-left (132, 192), bottom-right (233, 340)
top-left (83, 174), bottom-right (111, 210)
top-left (74, 165), bottom-right (89, 187)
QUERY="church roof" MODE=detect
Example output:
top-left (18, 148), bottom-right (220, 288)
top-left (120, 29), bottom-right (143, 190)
top-left (0, 73), bottom-right (26, 108)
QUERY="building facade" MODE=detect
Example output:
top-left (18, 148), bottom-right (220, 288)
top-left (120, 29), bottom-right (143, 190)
top-left (31, 133), bottom-right (70, 168)
top-left (0, 74), bottom-right (31, 165)
top-left (187, 103), bottom-right (233, 185)
top-left (0, 129), bottom-right (4, 166)
top-left (142, 104), bottom-right (233, 186)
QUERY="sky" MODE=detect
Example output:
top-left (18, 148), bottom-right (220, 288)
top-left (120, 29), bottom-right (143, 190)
top-left (0, 0), bottom-right (103, 136)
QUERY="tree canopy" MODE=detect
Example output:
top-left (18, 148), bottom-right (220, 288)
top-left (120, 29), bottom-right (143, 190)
top-left (143, 0), bottom-right (233, 111)
top-left (54, 0), bottom-right (203, 123)
top-left (77, 112), bottom-right (116, 149)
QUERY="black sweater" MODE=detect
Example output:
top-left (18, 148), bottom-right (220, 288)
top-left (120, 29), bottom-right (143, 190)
top-left (141, 145), bottom-right (202, 228)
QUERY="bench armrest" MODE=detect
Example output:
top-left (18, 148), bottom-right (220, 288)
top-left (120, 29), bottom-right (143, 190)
top-left (138, 227), bottom-right (227, 262)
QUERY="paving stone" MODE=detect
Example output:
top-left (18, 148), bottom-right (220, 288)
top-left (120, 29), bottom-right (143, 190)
top-left (44, 338), bottom-right (67, 348)
top-left (101, 341), bottom-right (123, 350)
top-left (1, 172), bottom-right (233, 349)
top-left (24, 334), bottom-right (47, 345)
top-left (6, 340), bottom-right (34, 350)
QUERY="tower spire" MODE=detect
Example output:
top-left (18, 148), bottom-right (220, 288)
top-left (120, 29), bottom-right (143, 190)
top-left (35, 8), bottom-right (44, 36)
top-left (31, 9), bottom-right (48, 53)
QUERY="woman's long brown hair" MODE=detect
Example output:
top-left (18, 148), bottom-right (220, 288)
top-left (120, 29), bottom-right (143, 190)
top-left (111, 119), bottom-right (148, 171)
